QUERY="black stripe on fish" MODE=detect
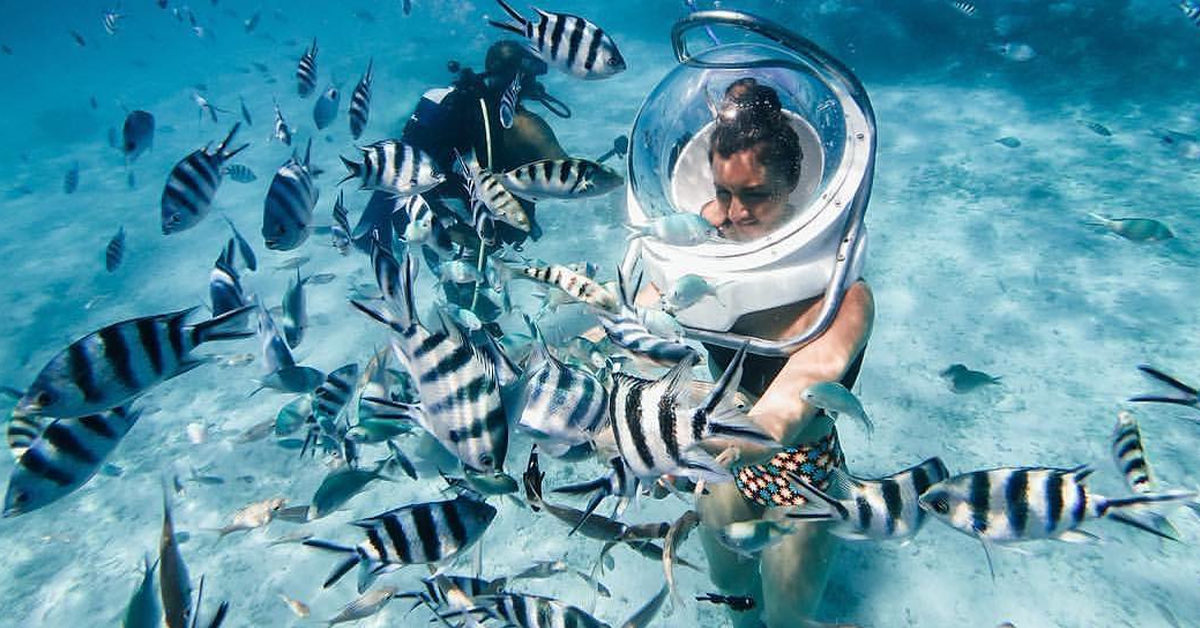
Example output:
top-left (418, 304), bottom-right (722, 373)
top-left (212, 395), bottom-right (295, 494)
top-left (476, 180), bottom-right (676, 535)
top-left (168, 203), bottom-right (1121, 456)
top-left (1005, 468), bottom-right (1028, 536)
top-left (136, 317), bottom-right (164, 376)
top-left (855, 495), bottom-right (872, 531)
top-left (968, 471), bottom-right (990, 534)
top-left (383, 515), bottom-right (412, 563)
top-left (584, 26), bottom-right (602, 73)
top-left (43, 420), bottom-right (98, 465)
top-left (19, 448), bottom-right (74, 486)
top-left (366, 526), bottom-right (389, 563)
top-left (565, 16), bottom-right (584, 71)
top-left (412, 503), bottom-right (441, 560)
top-left (78, 412), bottom-right (117, 439)
top-left (97, 325), bottom-right (138, 391)
top-left (1071, 477), bottom-right (1087, 526)
top-left (1045, 471), bottom-right (1063, 534)
top-left (68, 342), bottom-right (103, 403)
top-left (443, 499), bottom-right (468, 547)
top-left (881, 479), bottom-right (902, 535)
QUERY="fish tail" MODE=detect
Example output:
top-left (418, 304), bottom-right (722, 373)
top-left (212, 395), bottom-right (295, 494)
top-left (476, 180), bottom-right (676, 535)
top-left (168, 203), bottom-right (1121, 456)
top-left (1085, 212), bottom-right (1109, 226)
top-left (489, 0), bottom-right (527, 32)
top-left (552, 476), bottom-right (611, 497)
top-left (302, 539), bottom-right (361, 587)
top-left (1105, 510), bottom-right (1179, 542)
top-left (216, 122), bottom-right (242, 156)
top-left (781, 471), bottom-right (847, 521)
top-left (338, 155), bottom-right (362, 185)
top-left (222, 142), bottom-right (250, 163)
top-left (1129, 365), bottom-right (1200, 407)
top-left (191, 305), bottom-right (256, 344)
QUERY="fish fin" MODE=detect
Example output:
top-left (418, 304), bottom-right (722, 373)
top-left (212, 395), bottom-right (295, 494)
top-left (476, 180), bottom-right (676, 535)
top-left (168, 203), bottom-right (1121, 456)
top-left (659, 351), bottom-right (699, 397)
top-left (700, 341), bottom-right (748, 417)
top-left (677, 448), bottom-right (734, 484)
top-left (782, 471), bottom-right (850, 521)
top-left (1056, 529), bottom-right (1101, 544)
top-left (215, 122), bottom-right (242, 156)
top-left (191, 305), bottom-right (256, 343)
top-left (1102, 489), bottom-right (1195, 511)
top-left (1132, 364), bottom-right (1200, 405)
top-left (1085, 212), bottom-right (1110, 227)
top-left (1106, 510), bottom-right (1180, 542)
top-left (338, 155), bottom-right (361, 185)
top-left (978, 536), bottom-right (997, 583)
top-left (824, 467), bottom-right (863, 499)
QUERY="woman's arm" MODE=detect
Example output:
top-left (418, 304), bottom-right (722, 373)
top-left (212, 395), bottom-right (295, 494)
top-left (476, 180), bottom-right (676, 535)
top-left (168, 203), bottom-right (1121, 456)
top-left (747, 281), bottom-right (874, 447)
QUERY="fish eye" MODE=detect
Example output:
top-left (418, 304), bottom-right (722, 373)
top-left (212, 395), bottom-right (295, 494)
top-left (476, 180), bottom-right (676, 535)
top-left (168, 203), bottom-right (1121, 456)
top-left (479, 454), bottom-right (494, 468)
top-left (607, 58), bottom-right (620, 67)
top-left (928, 497), bottom-right (949, 514)
top-left (12, 490), bottom-right (28, 504)
top-left (34, 391), bottom-right (53, 407)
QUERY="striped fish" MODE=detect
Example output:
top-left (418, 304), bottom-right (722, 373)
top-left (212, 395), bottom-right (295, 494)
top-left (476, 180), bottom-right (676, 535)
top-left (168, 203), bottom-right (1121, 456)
top-left (1181, 1), bottom-right (1200, 26)
top-left (210, 240), bottom-right (247, 317)
top-left (16, 307), bottom-right (254, 419)
top-left (349, 59), bottom-right (373, 139)
top-left (296, 38), bottom-right (318, 97)
top-left (339, 140), bottom-right (444, 196)
top-left (784, 457), bottom-right (950, 541)
top-left (331, 190), bottom-right (352, 255)
top-left (3, 405), bottom-right (141, 517)
top-left (223, 216), bottom-right (257, 271)
top-left (105, 226), bottom-right (125, 272)
top-left (500, 158), bottom-right (623, 200)
top-left (598, 272), bottom-right (696, 364)
top-left (272, 100), bottom-right (293, 146)
top-left (161, 123), bottom-right (249, 234)
top-left (352, 249), bottom-right (508, 474)
top-left (313, 363), bottom-right (359, 425)
top-left (1112, 410), bottom-right (1154, 493)
top-left (102, 10), bottom-right (122, 35)
top-left (455, 150), bottom-right (530, 233)
top-left (160, 490), bottom-right (193, 628)
top-left (313, 85), bottom-right (340, 130)
top-left (951, 1), bottom-right (976, 17)
top-left (282, 269), bottom-right (307, 348)
top-left (498, 72), bottom-right (522, 129)
top-left (515, 323), bottom-right (608, 457)
top-left (519, 264), bottom-right (619, 314)
top-left (262, 139), bottom-right (318, 251)
top-left (222, 164), bottom-right (256, 183)
top-left (918, 466), bottom-right (1195, 547)
top-left (303, 494), bottom-right (497, 593)
top-left (488, 0), bottom-right (626, 80)
top-left (609, 344), bottom-right (776, 482)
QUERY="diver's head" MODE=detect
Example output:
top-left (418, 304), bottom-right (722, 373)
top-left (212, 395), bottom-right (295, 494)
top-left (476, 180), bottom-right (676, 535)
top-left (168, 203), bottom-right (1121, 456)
top-left (484, 40), bottom-right (547, 89)
top-left (704, 80), bottom-right (802, 242)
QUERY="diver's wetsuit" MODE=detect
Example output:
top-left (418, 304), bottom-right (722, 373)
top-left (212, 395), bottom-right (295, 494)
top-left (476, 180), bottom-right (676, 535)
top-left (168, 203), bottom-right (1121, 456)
top-left (705, 342), bottom-right (867, 507)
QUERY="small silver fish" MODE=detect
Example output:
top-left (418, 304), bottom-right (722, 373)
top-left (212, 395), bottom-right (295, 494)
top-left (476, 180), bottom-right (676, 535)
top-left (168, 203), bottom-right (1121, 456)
top-left (278, 594), bottom-right (309, 618)
top-left (626, 213), bottom-right (716, 246)
top-left (995, 136), bottom-right (1021, 148)
top-left (326, 587), bottom-right (397, 625)
top-left (799, 381), bottom-right (874, 437)
top-left (1087, 213), bottom-right (1174, 242)
top-left (212, 497), bottom-right (286, 539)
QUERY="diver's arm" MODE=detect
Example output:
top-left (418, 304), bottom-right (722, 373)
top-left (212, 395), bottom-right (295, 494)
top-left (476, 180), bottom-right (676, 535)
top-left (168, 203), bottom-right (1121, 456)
top-left (748, 281), bottom-right (874, 448)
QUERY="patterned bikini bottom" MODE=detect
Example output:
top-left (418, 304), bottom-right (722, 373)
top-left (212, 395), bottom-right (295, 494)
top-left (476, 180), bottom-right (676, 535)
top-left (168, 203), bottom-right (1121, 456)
top-left (733, 429), bottom-right (844, 507)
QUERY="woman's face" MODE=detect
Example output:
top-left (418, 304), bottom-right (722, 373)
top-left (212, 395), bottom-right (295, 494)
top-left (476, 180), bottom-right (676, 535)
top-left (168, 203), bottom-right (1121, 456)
top-left (707, 147), bottom-right (795, 242)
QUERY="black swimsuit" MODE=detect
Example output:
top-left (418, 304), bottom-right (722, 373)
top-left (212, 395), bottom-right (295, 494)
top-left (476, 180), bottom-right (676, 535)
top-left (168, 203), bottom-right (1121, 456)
top-left (705, 343), bottom-right (866, 507)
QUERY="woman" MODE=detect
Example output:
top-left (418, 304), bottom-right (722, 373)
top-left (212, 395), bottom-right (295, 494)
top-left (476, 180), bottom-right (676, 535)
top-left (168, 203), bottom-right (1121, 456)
top-left (639, 79), bottom-right (874, 627)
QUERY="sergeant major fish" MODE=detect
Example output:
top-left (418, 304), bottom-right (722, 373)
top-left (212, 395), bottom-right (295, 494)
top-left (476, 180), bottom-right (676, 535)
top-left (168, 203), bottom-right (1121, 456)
top-left (455, 149), bottom-right (530, 233)
top-left (106, 226), bottom-right (126, 272)
top-left (161, 123), bottom-right (249, 234)
top-left (514, 322), bottom-right (608, 457)
top-left (331, 190), bottom-right (352, 255)
top-left (608, 344), bottom-right (777, 482)
top-left (3, 405), bottom-right (141, 517)
top-left (918, 465), bottom-right (1195, 576)
top-left (498, 72), bottom-right (522, 130)
top-left (784, 457), bottom-right (950, 541)
top-left (296, 39), bottom-right (318, 97)
top-left (500, 158), bottom-right (623, 200)
top-left (271, 100), bottom-right (293, 146)
top-left (262, 139), bottom-right (318, 251)
top-left (281, 269), bottom-right (307, 348)
top-left (15, 307), bottom-right (253, 419)
top-left (222, 164), bottom-right (256, 183)
top-left (339, 139), bottom-right (443, 196)
top-left (487, 0), bottom-right (626, 80)
top-left (352, 250), bottom-right (508, 474)
top-left (303, 494), bottom-right (497, 592)
top-left (349, 59), bottom-right (373, 139)
top-left (210, 240), bottom-right (248, 317)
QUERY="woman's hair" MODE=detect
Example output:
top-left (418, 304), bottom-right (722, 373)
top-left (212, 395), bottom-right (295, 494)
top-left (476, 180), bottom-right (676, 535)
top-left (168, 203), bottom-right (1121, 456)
top-left (709, 78), bottom-right (802, 190)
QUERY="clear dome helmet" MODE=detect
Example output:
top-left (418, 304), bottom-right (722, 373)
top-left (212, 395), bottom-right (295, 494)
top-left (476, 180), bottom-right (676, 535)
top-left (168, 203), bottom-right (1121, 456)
top-left (621, 10), bottom-right (876, 357)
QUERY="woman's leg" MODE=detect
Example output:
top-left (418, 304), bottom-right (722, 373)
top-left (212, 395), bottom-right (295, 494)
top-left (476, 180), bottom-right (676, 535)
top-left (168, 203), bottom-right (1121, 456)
top-left (758, 521), bottom-right (839, 628)
top-left (698, 481), bottom-right (766, 628)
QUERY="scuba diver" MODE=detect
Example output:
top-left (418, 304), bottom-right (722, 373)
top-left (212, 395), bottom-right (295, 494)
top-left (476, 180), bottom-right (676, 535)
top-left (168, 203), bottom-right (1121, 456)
top-left (620, 11), bottom-right (877, 627)
top-left (354, 40), bottom-right (573, 317)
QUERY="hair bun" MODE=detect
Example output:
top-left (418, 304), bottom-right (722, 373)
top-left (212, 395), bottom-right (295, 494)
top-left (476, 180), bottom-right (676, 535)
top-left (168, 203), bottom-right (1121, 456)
top-left (716, 78), bottom-right (784, 128)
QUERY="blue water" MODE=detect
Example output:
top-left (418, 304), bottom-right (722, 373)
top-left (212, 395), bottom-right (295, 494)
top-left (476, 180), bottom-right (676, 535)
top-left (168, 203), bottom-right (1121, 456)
top-left (1, 1), bottom-right (1198, 626)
